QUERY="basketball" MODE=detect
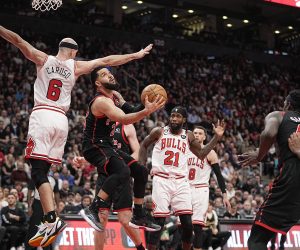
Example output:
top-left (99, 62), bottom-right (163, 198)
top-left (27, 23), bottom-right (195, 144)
top-left (141, 84), bottom-right (168, 105)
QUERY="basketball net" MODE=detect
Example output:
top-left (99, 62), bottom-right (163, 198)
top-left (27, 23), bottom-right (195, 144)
top-left (32, 0), bottom-right (62, 11)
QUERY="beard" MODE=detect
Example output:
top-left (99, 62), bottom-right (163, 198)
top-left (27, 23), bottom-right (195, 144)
top-left (102, 82), bottom-right (120, 90)
top-left (170, 123), bottom-right (183, 133)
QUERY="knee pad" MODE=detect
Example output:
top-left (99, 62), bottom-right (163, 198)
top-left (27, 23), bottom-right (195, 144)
top-left (132, 163), bottom-right (149, 183)
top-left (148, 217), bottom-right (166, 245)
top-left (193, 224), bottom-right (203, 248)
top-left (179, 215), bottom-right (193, 243)
top-left (118, 164), bottom-right (131, 183)
top-left (30, 159), bottom-right (50, 189)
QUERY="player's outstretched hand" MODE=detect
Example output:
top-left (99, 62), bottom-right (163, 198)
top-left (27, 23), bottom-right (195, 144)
top-left (134, 44), bottom-right (153, 59)
top-left (212, 119), bottom-right (226, 138)
top-left (238, 151), bottom-right (259, 167)
top-left (73, 156), bottom-right (87, 169)
top-left (112, 91), bottom-right (126, 106)
top-left (144, 95), bottom-right (166, 115)
top-left (223, 193), bottom-right (231, 211)
top-left (288, 132), bottom-right (300, 158)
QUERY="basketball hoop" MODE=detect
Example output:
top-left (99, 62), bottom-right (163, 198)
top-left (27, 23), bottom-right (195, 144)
top-left (32, 0), bottom-right (62, 11)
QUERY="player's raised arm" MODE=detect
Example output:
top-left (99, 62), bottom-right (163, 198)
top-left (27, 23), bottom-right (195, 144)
top-left (0, 26), bottom-right (47, 66)
top-left (139, 127), bottom-right (163, 165)
top-left (189, 120), bottom-right (225, 160)
top-left (239, 111), bottom-right (282, 166)
top-left (75, 44), bottom-right (153, 77)
top-left (92, 95), bottom-right (165, 125)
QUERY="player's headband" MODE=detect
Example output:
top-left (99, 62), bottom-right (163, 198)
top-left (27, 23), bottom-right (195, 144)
top-left (171, 106), bottom-right (187, 118)
top-left (59, 42), bottom-right (78, 50)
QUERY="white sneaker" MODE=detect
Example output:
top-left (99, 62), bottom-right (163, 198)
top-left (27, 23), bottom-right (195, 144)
top-left (17, 246), bottom-right (24, 250)
top-left (40, 217), bottom-right (67, 247)
top-left (208, 247), bottom-right (213, 250)
top-left (28, 223), bottom-right (48, 247)
top-left (214, 247), bottom-right (222, 250)
top-left (10, 247), bottom-right (16, 250)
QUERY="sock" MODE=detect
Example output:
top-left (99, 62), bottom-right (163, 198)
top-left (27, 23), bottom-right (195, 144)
top-left (133, 204), bottom-right (144, 217)
top-left (44, 211), bottom-right (56, 223)
top-left (136, 243), bottom-right (145, 250)
top-left (90, 196), bottom-right (106, 211)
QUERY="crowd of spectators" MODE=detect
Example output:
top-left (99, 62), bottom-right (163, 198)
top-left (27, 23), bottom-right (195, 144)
top-left (2, 0), bottom-right (300, 56)
top-left (0, 25), bottom-right (299, 249)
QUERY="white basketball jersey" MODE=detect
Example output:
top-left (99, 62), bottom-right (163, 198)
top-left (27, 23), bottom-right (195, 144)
top-left (151, 126), bottom-right (189, 177)
top-left (34, 56), bottom-right (76, 112)
top-left (187, 151), bottom-right (211, 185)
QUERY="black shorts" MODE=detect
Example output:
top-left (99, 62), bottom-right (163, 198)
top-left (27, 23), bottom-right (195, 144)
top-left (255, 158), bottom-right (300, 234)
top-left (83, 143), bottom-right (122, 175)
top-left (117, 150), bottom-right (138, 167)
top-left (95, 173), bottom-right (132, 211)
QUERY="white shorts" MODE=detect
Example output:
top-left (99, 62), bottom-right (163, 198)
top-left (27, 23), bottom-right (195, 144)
top-left (25, 106), bottom-right (68, 165)
top-left (152, 175), bottom-right (192, 217)
top-left (191, 184), bottom-right (209, 225)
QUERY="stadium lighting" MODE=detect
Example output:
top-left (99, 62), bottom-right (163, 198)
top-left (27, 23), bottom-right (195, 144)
top-left (172, 14), bottom-right (178, 18)
top-left (223, 16), bottom-right (228, 20)
top-left (288, 26), bottom-right (293, 30)
top-left (188, 10), bottom-right (194, 13)
top-left (76, 0), bottom-right (82, 1)
top-left (227, 23), bottom-right (232, 27)
top-left (137, 1), bottom-right (143, 4)
top-left (274, 30), bottom-right (280, 34)
top-left (122, 5), bottom-right (128, 10)
top-left (243, 19), bottom-right (249, 23)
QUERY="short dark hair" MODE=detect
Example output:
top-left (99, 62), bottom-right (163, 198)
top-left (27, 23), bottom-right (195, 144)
top-left (90, 66), bottom-right (105, 85)
top-left (193, 125), bottom-right (207, 137)
top-left (287, 89), bottom-right (300, 110)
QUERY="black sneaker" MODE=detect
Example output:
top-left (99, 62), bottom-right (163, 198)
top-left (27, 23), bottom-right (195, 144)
top-left (129, 214), bottom-right (161, 232)
top-left (80, 207), bottom-right (104, 231)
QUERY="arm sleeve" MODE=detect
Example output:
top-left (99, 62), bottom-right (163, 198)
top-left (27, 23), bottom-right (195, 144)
top-left (211, 163), bottom-right (226, 193)
top-left (121, 102), bottom-right (144, 114)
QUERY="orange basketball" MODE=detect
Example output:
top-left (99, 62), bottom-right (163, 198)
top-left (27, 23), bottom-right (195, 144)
top-left (141, 84), bottom-right (168, 105)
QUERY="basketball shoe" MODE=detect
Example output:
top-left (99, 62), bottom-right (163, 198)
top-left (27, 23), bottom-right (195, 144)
top-left (28, 223), bottom-right (48, 247)
top-left (80, 207), bottom-right (104, 231)
top-left (40, 217), bottom-right (67, 247)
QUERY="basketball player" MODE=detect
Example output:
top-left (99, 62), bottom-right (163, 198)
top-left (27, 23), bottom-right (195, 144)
top-left (80, 67), bottom-right (165, 232)
top-left (73, 122), bottom-right (153, 249)
top-left (139, 106), bottom-right (226, 250)
top-left (187, 126), bottom-right (230, 250)
top-left (239, 90), bottom-right (300, 250)
top-left (0, 25), bottom-right (154, 247)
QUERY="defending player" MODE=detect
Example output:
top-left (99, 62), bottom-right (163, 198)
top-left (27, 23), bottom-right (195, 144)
top-left (239, 90), bottom-right (300, 250)
top-left (0, 25), bottom-right (155, 247)
top-left (139, 106), bottom-right (225, 250)
top-left (187, 126), bottom-right (230, 250)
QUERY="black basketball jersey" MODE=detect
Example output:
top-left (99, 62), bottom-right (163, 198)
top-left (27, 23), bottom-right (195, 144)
top-left (113, 122), bottom-right (132, 155)
top-left (277, 111), bottom-right (300, 162)
top-left (83, 92), bottom-right (120, 146)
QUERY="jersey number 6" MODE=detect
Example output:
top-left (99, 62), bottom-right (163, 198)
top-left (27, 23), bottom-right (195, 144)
top-left (46, 79), bottom-right (62, 101)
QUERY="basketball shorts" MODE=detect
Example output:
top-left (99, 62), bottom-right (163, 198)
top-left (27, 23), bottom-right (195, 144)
top-left (82, 142), bottom-right (122, 175)
top-left (190, 184), bottom-right (209, 226)
top-left (25, 107), bottom-right (68, 165)
top-left (95, 173), bottom-right (132, 212)
top-left (254, 158), bottom-right (300, 234)
top-left (152, 175), bottom-right (192, 217)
